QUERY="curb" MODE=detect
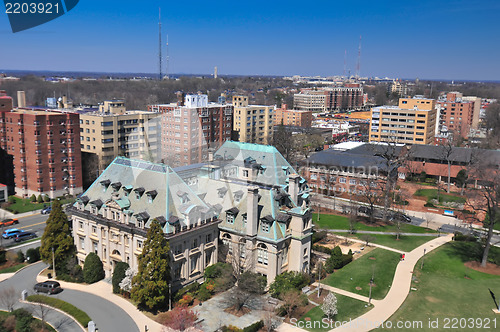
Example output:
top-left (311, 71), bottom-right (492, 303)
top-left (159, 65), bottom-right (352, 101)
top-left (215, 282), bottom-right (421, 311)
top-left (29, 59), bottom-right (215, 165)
top-left (20, 299), bottom-right (86, 332)
top-left (0, 261), bottom-right (43, 284)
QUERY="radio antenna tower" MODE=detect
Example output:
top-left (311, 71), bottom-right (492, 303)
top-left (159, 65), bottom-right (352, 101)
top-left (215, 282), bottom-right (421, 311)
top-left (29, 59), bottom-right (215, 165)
top-left (343, 49), bottom-right (347, 78)
top-left (356, 35), bottom-right (362, 79)
top-left (158, 7), bottom-right (163, 80)
top-left (165, 35), bottom-right (169, 79)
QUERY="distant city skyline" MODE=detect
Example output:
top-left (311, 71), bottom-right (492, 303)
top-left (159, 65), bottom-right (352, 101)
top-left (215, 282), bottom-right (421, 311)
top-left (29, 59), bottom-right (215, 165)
top-left (1, 0), bottom-right (499, 80)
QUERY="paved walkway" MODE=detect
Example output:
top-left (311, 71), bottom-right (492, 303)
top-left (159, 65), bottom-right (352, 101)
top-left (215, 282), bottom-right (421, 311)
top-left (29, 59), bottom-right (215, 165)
top-left (313, 283), bottom-right (379, 305)
top-left (332, 234), bottom-right (406, 254)
top-left (328, 229), bottom-right (438, 237)
top-left (278, 234), bottom-right (454, 332)
top-left (35, 274), bottom-right (164, 332)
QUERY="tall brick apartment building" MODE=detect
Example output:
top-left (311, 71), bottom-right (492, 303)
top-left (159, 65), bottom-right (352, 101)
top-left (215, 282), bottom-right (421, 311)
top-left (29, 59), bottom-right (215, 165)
top-left (293, 84), bottom-right (364, 112)
top-left (437, 92), bottom-right (481, 139)
top-left (148, 94), bottom-right (233, 167)
top-left (0, 97), bottom-right (82, 198)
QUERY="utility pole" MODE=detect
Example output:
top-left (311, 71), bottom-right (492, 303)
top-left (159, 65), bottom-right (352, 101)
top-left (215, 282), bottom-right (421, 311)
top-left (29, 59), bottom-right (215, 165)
top-left (421, 248), bottom-right (426, 269)
top-left (368, 265), bottom-right (374, 305)
top-left (52, 247), bottom-right (56, 278)
top-left (158, 7), bottom-right (162, 80)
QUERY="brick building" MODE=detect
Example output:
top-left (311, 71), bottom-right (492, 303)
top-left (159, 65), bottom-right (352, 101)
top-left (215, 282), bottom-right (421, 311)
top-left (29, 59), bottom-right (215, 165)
top-left (274, 105), bottom-right (312, 128)
top-left (293, 84), bottom-right (364, 112)
top-left (0, 104), bottom-right (82, 198)
top-left (148, 94), bottom-right (233, 167)
top-left (437, 92), bottom-right (481, 139)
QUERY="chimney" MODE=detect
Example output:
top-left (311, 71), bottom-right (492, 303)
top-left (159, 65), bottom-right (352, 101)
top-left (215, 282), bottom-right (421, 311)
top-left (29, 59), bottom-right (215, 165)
top-left (288, 173), bottom-right (300, 204)
top-left (176, 92), bottom-right (185, 106)
top-left (246, 185), bottom-right (259, 237)
top-left (17, 91), bottom-right (26, 108)
top-left (208, 149), bottom-right (214, 162)
top-left (62, 95), bottom-right (68, 108)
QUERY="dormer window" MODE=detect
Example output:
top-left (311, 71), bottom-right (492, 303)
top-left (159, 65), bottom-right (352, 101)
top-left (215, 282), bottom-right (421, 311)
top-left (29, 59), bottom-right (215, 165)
top-left (146, 190), bottom-right (158, 203)
top-left (243, 170), bottom-right (249, 177)
top-left (242, 213), bottom-right (247, 225)
top-left (261, 215), bottom-right (273, 233)
top-left (217, 187), bottom-right (228, 198)
top-left (123, 185), bottom-right (133, 196)
top-left (225, 207), bottom-right (239, 224)
top-left (177, 191), bottom-right (190, 204)
top-left (234, 190), bottom-right (244, 203)
top-left (100, 179), bottom-right (110, 192)
top-left (111, 182), bottom-right (122, 191)
top-left (134, 187), bottom-right (145, 200)
top-left (135, 211), bottom-right (150, 228)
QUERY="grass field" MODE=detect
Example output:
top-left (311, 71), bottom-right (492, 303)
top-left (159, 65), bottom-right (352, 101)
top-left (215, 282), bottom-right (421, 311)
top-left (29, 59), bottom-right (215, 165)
top-left (313, 213), bottom-right (437, 234)
top-left (27, 295), bottom-right (92, 327)
top-left (297, 293), bottom-right (372, 332)
top-left (3, 196), bottom-right (75, 214)
top-left (379, 242), bottom-right (500, 331)
top-left (0, 262), bottom-right (27, 274)
top-left (323, 248), bottom-right (400, 300)
top-left (338, 233), bottom-right (436, 252)
top-left (414, 188), bottom-right (466, 204)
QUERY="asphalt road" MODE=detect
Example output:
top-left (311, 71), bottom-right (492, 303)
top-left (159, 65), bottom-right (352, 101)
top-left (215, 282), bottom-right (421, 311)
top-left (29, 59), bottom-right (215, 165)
top-left (1, 261), bottom-right (139, 332)
top-left (0, 262), bottom-right (82, 332)
top-left (1, 213), bottom-right (49, 249)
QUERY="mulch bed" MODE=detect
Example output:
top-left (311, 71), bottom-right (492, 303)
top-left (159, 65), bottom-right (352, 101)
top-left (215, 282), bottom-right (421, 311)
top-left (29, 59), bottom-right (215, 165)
top-left (464, 261), bottom-right (500, 276)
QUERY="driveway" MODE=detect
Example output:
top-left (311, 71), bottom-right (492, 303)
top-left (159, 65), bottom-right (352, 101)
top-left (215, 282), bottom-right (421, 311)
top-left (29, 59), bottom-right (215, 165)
top-left (1, 262), bottom-right (139, 332)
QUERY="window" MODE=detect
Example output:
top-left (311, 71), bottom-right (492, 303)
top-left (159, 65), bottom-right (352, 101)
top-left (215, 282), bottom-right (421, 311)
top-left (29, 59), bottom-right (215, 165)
top-left (339, 177), bottom-right (346, 184)
top-left (137, 240), bottom-right (143, 249)
top-left (79, 221), bottom-right (84, 229)
top-left (191, 238), bottom-right (198, 249)
top-left (79, 237), bottom-right (85, 250)
top-left (91, 226), bottom-right (97, 234)
top-left (257, 244), bottom-right (268, 265)
top-left (206, 233), bottom-right (212, 243)
top-left (243, 170), bottom-right (249, 177)
top-left (349, 179), bottom-right (356, 185)
top-left (190, 256), bottom-right (198, 273)
top-left (92, 242), bottom-right (98, 254)
top-left (261, 221), bottom-right (271, 232)
top-left (174, 244), bottom-right (182, 255)
top-left (174, 264), bottom-right (182, 279)
top-left (226, 214), bottom-right (235, 224)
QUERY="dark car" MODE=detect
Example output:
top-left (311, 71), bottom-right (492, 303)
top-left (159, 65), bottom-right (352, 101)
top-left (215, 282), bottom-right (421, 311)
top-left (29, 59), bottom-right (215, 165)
top-left (390, 211), bottom-right (412, 223)
top-left (41, 206), bottom-right (52, 214)
top-left (0, 218), bottom-right (19, 227)
top-left (14, 231), bottom-right (37, 242)
top-left (34, 281), bottom-right (62, 294)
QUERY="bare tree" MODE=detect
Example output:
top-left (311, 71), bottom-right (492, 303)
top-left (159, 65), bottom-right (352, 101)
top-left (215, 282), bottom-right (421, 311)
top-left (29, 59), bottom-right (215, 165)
top-left (262, 305), bottom-right (280, 332)
top-left (281, 289), bottom-right (303, 319)
top-left (0, 287), bottom-right (17, 312)
top-left (466, 151), bottom-right (500, 267)
top-left (424, 212), bottom-right (435, 229)
top-left (31, 302), bottom-right (52, 325)
top-left (360, 234), bottom-right (375, 247)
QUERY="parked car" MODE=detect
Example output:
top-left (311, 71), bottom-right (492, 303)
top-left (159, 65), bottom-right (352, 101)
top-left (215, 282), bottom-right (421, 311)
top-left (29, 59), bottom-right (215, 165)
top-left (41, 206), bottom-right (52, 214)
top-left (34, 281), bottom-right (62, 294)
top-left (0, 218), bottom-right (19, 227)
top-left (14, 231), bottom-right (37, 242)
top-left (389, 211), bottom-right (412, 223)
top-left (2, 228), bottom-right (21, 239)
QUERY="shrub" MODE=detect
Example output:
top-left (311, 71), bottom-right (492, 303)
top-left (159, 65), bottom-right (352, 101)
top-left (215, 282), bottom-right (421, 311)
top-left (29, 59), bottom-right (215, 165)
top-left (196, 286), bottom-right (212, 301)
top-left (419, 171), bottom-right (427, 182)
top-left (269, 271), bottom-right (311, 299)
top-left (112, 262), bottom-right (129, 294)
top-left (325, 246), bottom-right (352, 273)
top-left (312, 230), bottom-right (327, 243)
top-left (204, 262), bottom-right (232, 279)
top-left (173, 282), bottom-right (200, 303)
top-left (243, 320), bottom-right (264, 332)
top-left (16, 250), bottom-right (25, 263)
top-left (44, 195), bottom-right (50, 203)
top-left (29, 194), bottom-right (36, 202)
top-left (178, 293), bottom-right (194, 307)
top-left (27, 294), bottom-right (91, 327)
top-left (12, 308), bottom-right (34, 332)
top-left (0, 249), bottom-right (6, 264)
top-left (37, 195), bottom-right (43, 203)
top-left (424, 202), bottom-right (435, 208)
top-left (26, 247), bottom-right (41, 264)
top-left (83, 252), bottom-right (105, 284)
top-left (221, 326), bottom-right (243, 332)
top-left (453, 232), bottom-right (477, 242)
top-left (312, 244), bottom-right (332, 255)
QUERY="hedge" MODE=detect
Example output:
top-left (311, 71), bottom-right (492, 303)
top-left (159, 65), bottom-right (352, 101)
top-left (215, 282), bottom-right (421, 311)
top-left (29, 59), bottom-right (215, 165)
top-left (312, 244), bottom-right (332, 255)
top-left (27, 295), bottom-right (92, 327)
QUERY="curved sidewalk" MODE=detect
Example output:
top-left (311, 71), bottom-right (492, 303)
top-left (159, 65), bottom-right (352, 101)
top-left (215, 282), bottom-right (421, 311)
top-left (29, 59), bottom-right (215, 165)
top-left (278, 234), bottom-right (453, 332)
top-left (36, 275), bottom-right (164, 332)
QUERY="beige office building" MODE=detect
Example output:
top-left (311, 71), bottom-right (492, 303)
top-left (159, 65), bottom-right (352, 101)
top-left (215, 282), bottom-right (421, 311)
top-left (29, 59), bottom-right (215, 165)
top-left (79, 100), bottom-right (161, 171)
top-left (233, 96), bottom-right (274, 144)
top-left (369, 97), bottom-right (437, 145)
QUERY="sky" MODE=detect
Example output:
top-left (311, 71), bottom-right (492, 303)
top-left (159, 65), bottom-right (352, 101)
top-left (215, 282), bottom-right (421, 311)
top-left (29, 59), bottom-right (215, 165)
top-left (1, 0), bottom-right (499, 80)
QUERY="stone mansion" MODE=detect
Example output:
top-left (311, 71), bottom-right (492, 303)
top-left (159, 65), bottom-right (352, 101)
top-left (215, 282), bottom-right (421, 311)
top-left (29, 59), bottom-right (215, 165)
top-left (69, 141), bottom-right (312, 290)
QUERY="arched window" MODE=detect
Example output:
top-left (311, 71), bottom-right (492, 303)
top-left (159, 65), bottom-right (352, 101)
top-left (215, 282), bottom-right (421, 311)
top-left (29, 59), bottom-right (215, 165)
top-left (222, 233), bottom-right (232, 253)
top-left (257, 243), bottom-right (268, 265)
top-left (239, 238), bottom-right (246, 258)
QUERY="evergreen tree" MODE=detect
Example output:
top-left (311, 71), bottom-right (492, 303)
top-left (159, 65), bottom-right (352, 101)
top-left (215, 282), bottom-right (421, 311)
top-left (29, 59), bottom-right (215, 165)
top-left (83, 252), bottom-right (105, 284)
top-left (131, 220), bottom-right (170, 311)
top-left (37, 194), bottom-right (43, 203)
top-left (30, 194), bottom-right (36, 202)
top-left (112, 262), bottom-right (129, 293)
top-left (40, 199), bottom-right (75, 272)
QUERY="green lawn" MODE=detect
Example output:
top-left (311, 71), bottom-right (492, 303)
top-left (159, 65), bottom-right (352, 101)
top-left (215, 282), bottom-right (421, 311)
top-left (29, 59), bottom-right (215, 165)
top-left (313, 213), bottom-right (437, 234)
top-left (27, 295), bottom-right (92, 327)
top-left (323, 248), bottom-right (400, 300)
top-left (379, 242), bottom-right (500, 331)
top-left (0, 262), bottom-right (27, 274)
top-left (297, 293), bottom-right (372, 332)
top-left (414, 188), bottom-right (466, 204)
top-left (3, 196), bottom-right (75, 214)
top-left (339, 233), bottom-right (436, 252)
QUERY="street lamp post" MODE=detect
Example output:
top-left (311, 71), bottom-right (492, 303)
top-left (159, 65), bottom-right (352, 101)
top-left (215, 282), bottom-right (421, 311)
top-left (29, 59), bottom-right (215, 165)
top-left (421, 248), bottom-right (426, 269)
top-left (368, 265), bottom-right (375, 305)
